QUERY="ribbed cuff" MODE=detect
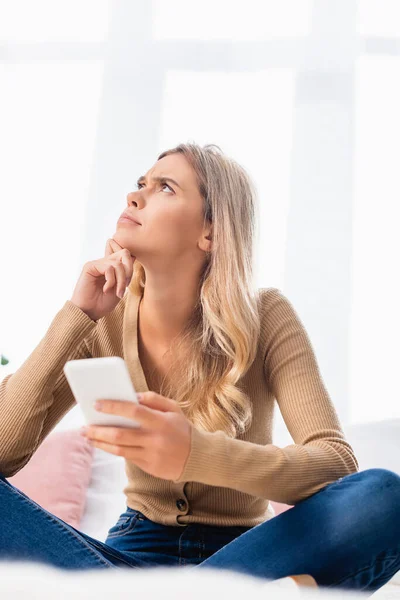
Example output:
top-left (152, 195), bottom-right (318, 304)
top-left (173, 426), bottom-right (231, 486)
top-left (62, 300), bottom-right (99, 328)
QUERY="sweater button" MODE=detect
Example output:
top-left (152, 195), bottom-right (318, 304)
top-left (176, 499), bottom-right (187, 511)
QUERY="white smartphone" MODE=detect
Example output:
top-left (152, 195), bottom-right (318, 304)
top-left (63, 356), bottom-right (141, 429)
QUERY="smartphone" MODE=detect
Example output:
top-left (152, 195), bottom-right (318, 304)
top-left (63, 356), bottom-right (140, 428)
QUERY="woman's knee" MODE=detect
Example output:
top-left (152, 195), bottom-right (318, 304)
top-left (359, 468), bottom-right (400, 525)
top-left (361, 468), bottom-right (400, 496)
top-left (310, 468), bottom-right (400, 551)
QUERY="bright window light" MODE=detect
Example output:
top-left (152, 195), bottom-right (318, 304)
top-left (357, 0), bottom-right (400, 37)
top-left (0, 61), bottom-right (104, 369)
top-left (350, 55), bottom-right (400, 423)
top-left (152, 0), bottom-right (313, 40)
top-left (0, 0), bottom-right (111, 42)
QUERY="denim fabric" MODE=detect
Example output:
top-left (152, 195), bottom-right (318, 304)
top-left (0, 467), bottom-right (399, 596)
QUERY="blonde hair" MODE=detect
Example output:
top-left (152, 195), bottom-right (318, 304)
top-left (130, 142), bottom-right (261, 438)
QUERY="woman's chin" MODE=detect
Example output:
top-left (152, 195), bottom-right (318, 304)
top-left (112, 229), bottom-right (136, 255)
top-left (113, 227), bottom-right (132, 241)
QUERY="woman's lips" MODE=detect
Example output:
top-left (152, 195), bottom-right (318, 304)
top-left (118, 216), bottom-right (140, 225)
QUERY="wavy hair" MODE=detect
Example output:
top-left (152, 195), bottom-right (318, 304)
top-left (129, 142), bottom-right (261, 438)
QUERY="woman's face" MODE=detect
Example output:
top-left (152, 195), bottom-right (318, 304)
top-left (113, 153), bottom-right (211, 270)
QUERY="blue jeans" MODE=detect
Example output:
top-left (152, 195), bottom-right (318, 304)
top-left (0, 467), bottom-right (399, 595)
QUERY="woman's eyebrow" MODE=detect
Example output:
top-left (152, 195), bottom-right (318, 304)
top-left (137, 175), bottom-right (182, 190)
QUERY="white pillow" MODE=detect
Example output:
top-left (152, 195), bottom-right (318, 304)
top-left (79, 449), bottom-right (127, 542)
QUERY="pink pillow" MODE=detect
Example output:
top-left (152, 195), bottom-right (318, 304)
top-left (8, 429), bottom-right (94, 529)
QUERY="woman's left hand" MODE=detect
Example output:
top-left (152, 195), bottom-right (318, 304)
top-left (82, 392), bottom-right (192, 481)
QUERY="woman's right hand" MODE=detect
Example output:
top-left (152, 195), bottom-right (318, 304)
top-left (70, 238), bottom-right (136, 322)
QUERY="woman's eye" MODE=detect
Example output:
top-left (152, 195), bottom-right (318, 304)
top-left (136, 182), bottom-right (173, 193)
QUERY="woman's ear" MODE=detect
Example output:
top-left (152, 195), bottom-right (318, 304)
top-left (201, 224), bottom-right (212, 252)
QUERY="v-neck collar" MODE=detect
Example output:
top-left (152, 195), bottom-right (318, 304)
top-left (123, 288), bottom-right (149, 393)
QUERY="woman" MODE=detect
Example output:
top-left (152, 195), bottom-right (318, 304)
top-left (0, 142), bottom-right (399, 594)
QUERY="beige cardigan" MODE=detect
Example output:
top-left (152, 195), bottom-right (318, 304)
top-left (0, 287), bottom-right (358, 527)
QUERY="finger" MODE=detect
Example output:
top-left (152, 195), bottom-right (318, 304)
top-left (138, 391), bottom-right (180, 413)
top-left (108, 251), bottom-right (134, 295)
top-left (113, 262), bottom-right (127, 298)
top-left (103, 266), bottom-right (115, 293)
top-left (117, 251), bottom-right (134, 287)
top-left (87, 425), bottom-right (148, 448)
top-left (97, 399), bottom-right (164, 430)
top-left (89, 439), bottom-right (147, 461)
top-left (108, 239), bottom-right (136, 261)
top-left (105, 238), bottom-right (123, 257)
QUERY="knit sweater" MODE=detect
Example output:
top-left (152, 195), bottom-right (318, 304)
top-left (0, 287), bottom-right (359, 527)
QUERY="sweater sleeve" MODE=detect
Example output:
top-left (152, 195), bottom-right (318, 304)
top-left (173, 288), bottom-right (359, 505)
top-left (0, 300), bottom-right (98, 478)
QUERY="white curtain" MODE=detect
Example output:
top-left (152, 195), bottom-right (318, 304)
top-left (1, 0), bottom-right (399, 434)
